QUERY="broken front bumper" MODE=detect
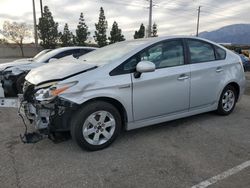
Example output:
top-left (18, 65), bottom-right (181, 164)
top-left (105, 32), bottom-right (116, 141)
top-left (18, 94), bottom-right (54, 131)
top-left (19, 98), bottom-right (78, 143)
top-left (19, 93), bottom-right (79, 133)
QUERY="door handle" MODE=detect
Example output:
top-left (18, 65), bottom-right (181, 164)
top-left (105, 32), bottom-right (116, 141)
top-left (118, 84), bottom-right (131, 89)
top-left (178, 74), bottom-right (189, 81)
top-left (216, 67), bottom-right (223, 73)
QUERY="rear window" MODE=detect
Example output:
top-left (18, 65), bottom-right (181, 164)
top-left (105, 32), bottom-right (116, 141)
top-left (187, 39), bottom-right (216, 63)
top-left (215, 46), bottom-right (226, 60)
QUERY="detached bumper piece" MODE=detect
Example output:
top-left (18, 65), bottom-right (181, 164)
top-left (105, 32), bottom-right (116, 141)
top-left (20, 132), bottom-right (44, 144)
top-left (0, 98), bottom-right (18, 108)
top-left (20, 130), bottom-right (70, 144)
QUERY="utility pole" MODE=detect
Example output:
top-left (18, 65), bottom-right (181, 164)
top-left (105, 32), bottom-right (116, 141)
top-left (40, 0), bottom-right (43, 17)
top-left (196, 6), bottom-right (201, 37)
top-left (148, 0), bottom-right (153, 38)
top-left (32, 0), bottom-right (38, 49)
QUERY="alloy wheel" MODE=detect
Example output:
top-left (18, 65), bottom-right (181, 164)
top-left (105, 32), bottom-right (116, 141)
top-left (82, 111), bottom-right (116, 145)
top-left (222, 90), bottom-right (235, 112)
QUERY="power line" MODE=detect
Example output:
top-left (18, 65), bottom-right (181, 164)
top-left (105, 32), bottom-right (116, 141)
top-left (199, 0), bottom-right (250, 10)
top-left (98, 0), bottom-right (147, 8)
top-left (86, 0), bottom-right (249, 37)
top-left (201, 10), bottom-right (229, 18)
top-left (155, 6), bottom-right (197, 15)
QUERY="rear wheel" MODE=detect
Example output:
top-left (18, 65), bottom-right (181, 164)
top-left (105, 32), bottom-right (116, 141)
top-left (216, 85), bottom-right (237, 115)
top-left (71, 101), bottom-right (122, 151)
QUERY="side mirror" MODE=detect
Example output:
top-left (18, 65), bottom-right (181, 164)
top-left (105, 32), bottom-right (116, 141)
top-left (48, 58), bottom-right (57, 63)
top-left (134, 61), bottom-right (155, 78)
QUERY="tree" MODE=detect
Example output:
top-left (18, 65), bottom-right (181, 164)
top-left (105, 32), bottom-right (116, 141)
top-left (76, 13), bottom-right (90, 46)
top-left (134, 31), bottom-right (139, 39)
top-left (134, 23), bottom-right (145, 39)
top-left (94, 7), bottom-right (108, 47)
top-left (37, 6), bottom-right (59, 49)
top-left (1, 21), bottom-right (31, 57)
top-left (0, 38), bottom-right (9, 45)
top-left (152, 23), bottom-right (158, 37)
top-left (59, 23), bottom-right (74, 47)
top-left (108, 21), bottom-right (125, 44)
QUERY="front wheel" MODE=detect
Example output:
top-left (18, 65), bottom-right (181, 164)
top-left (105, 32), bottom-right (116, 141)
top-left (71, 101), bottom-right (122, 151)
top-left (216, 85), bottom-right (237, 115)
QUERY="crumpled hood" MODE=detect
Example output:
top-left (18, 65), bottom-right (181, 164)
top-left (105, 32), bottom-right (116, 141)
top-left (0, 60), bottom-right (33, 71)
top-left (26, 59), bottom-right (97, 85)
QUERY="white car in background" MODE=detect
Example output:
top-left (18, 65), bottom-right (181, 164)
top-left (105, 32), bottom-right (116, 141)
top-left (13, 49), bottom-right (52, 63)
top-left (0, 47), bottom-right (96, 97)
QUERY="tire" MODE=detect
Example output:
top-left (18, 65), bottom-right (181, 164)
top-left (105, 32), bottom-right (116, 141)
top-left (16, 73), bottom-right (26, 94)
top-left (71, 101), bottom-right (122, 151)
top-left (216, 85), bottom-right (237, 115)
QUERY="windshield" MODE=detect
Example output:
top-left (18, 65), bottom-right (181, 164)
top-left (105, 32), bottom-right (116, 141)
top-left (34, 48), bottom-right (67, 63)
top-left (33, 49), bottom-right (52, 60)
top-left (79, 40), bottom-right (148, 64)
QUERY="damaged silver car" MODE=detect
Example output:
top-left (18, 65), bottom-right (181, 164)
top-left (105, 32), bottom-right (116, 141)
top-left (0, 47), bottom-right (96, 97)
top-left (19, 36), bottom-right (246, 151)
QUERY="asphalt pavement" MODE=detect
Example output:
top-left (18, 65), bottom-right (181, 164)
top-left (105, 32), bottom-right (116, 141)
top-left (0, 95), bottom-right (250, 188)
top-left (0, 58), bottom-right (250, 188)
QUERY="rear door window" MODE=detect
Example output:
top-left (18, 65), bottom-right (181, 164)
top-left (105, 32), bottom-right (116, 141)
top-left (187, 39), bottom-right (216, 63)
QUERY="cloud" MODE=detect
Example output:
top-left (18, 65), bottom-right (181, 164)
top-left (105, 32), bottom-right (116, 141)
top-left (0, 0), bottom-right (249, 42)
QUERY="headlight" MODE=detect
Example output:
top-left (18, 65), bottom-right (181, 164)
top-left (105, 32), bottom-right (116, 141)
top-left (35, 81), bottom-right (78, 102)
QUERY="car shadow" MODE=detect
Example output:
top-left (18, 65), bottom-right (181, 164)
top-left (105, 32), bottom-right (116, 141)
top-left (48, 111), bottom-right (218, 152)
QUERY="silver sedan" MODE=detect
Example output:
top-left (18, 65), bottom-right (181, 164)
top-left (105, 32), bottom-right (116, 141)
top-left (21, 36), bottom-right (246, 151)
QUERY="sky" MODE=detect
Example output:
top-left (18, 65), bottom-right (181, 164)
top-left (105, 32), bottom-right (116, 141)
top-left (0, 0), bottom-right (249, 42)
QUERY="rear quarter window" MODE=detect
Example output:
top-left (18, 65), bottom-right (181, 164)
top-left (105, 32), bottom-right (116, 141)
top-left (215, 46), bottom-right (226, 60)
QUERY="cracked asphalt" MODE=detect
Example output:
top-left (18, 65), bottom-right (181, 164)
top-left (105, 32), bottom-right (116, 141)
top-left (0, 59), bottom-right (250, 188)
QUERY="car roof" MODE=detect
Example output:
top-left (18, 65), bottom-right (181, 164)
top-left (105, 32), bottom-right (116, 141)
top-left (124, 35), bottom-right (217, 44)
top-left (56, 46), bottom-right (98, 51)
top-left (117, 35), bottom-right (225, 51)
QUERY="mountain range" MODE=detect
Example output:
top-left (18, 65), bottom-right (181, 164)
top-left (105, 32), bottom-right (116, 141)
top-left (199, 24), bottom-right (250, 45)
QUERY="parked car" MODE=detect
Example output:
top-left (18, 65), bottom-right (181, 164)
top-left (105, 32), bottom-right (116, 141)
top-left (0, 47), bottom-right (96, 97)
top-left (20, 36), bottom-right (246, 151)
top-left (13, 49), bottom-right (52, 63)
top-left (239, 54), bottom-right (250, 72)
